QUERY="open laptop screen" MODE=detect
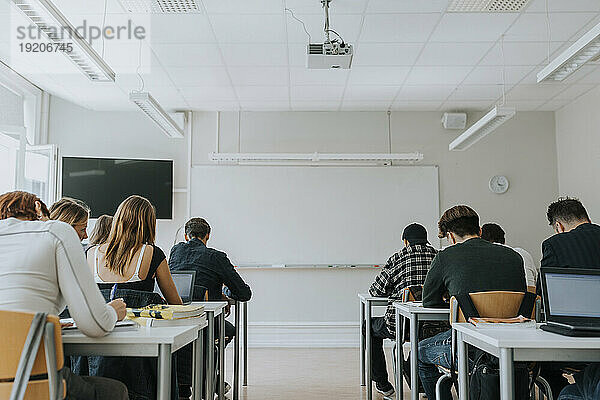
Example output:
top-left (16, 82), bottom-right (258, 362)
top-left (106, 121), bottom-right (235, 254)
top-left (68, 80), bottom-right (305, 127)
top-left (155, 271), bottom-right (195, 304)
top-left (546, 272), bottom-right (600, 318)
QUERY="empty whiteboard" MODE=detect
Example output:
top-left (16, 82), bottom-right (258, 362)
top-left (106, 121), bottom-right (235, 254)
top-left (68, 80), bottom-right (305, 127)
top-left (190, 165), bottom-right (439, 265)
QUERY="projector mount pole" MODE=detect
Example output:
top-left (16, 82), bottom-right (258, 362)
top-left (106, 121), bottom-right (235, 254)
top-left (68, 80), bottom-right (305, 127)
top-left (322, 0), bottom-right (332, 44)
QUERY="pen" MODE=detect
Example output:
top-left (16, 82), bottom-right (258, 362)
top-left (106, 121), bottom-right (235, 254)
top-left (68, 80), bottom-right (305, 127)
top-left (110, 283), bottom-right (118, 301)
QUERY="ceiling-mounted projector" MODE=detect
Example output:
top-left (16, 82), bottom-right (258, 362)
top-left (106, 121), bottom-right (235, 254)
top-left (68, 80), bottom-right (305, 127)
top-left (306, 0), bottom-right (353, 69)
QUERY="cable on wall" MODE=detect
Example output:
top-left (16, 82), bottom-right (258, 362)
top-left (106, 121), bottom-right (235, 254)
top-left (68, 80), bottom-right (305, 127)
top-left (135, 39), bottom-right (145, 92)
top-left (545, 0), bottom-right (551, 64)
top-left (285, 7), bottom-right (311, 43)
top-left (101, 0), bottom-right (108, 58)
top-left (500, 34), bottom-right (507, 106)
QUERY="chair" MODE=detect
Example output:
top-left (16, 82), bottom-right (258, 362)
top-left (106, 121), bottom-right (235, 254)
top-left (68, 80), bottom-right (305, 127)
top-left (0, 310), bottom-right (65, 400)
top-left (434, 291), bottom-right (549, 400)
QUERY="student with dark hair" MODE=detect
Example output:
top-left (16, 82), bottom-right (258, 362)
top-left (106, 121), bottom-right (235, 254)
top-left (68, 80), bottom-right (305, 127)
top-left (539, 197), bottom-right (600, 397)
top-left (417, 205), bottom-right (525, 400)
top-left (481, 223), bottom-right (537, 287)
top-left (169, 217), bottom-right (252, 397)
top-left (367, 223), bottom-right (437, 396)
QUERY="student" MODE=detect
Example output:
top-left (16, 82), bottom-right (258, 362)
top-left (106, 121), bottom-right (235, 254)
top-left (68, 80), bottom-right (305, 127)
top-left (169, 217), bottom-right (252, 397)
top-left (418, 205), bottom-right (525, 400)
top-left (540, 197), bottom-right (600, 396)
top-left (50, 197), bottom-right (91, 241)
top-left (367, 223), bottom-right (437, 396)
top-left (481, 223), bottom-right (537, 287)
top-left (87, 195), bottom-right (182, 304)
top-left (0, 191), bottom-right (128, 399)
top-left (89, 214), bottom-right (113, 246)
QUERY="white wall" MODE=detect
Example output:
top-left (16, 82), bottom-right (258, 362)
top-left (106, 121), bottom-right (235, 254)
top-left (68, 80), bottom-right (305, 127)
top-left (0, 84), bottom-right (23, 126)
top-left (48, 101), bottom-right (559, 346)
top-left (555, 85), bottom-right (600, 218)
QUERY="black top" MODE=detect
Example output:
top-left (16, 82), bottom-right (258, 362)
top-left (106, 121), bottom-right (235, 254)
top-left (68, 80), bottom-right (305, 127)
top-left (90, 245), bottom-right (166, 293)
top-left (541, 223), bottom-right (600, 270)
top-left (169, 238), bottom-right (252, 302)
top-left (423, 237), bottom-right (526, 308)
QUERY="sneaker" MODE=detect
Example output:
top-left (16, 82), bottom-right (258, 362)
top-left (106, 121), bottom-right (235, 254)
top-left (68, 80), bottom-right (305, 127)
top-left (375, 381), bottom-right (395, 396)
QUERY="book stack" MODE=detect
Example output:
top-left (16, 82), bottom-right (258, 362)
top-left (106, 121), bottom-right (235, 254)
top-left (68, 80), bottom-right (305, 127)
top-left (127, 304), bottom-right (206, 327)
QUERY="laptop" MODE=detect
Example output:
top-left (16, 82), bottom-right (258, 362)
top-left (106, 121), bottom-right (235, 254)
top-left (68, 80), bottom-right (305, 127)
top-left (154, 270), bottom-right (196, 305)
top-left (540, 267), bottom-right (600, 337)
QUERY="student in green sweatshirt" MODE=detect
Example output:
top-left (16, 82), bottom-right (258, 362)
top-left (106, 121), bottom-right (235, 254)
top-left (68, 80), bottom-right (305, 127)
top-left (418, 205), bottom-right (525, 400)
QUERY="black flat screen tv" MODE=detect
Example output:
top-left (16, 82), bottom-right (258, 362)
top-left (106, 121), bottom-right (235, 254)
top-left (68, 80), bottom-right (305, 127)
top-left (61, 157), bottom-right (173, 219)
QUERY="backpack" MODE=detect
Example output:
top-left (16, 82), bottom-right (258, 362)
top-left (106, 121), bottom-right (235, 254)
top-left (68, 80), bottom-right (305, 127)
top-left (455, 292), bottom-right (537, 400)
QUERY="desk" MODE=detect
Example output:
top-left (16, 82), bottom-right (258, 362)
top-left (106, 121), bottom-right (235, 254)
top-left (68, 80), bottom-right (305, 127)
top-left (454, 323), bottom-right (600, 400)
top-left (230, 300), bottom-right (249, 400)
top-left (194, 301), bottom-right (227, 400)
top-left (394, 302), bottom-right (450, 400)
top-left (358, 293), bottom-right (389, 399)
top-left (63, 324), bottom-right (206, 400)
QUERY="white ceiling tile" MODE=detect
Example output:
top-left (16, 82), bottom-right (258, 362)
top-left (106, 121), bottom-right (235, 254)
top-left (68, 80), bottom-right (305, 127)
top-left (352, 43), bottom-right (422, 66)
top-left (152, 43), bottom-right (222, 66)
top-left (288, 43), bottom-right (308, 66)
top-left (417, 42), bottom-right (493, 66)
top-left (289, 68), bottom-right (350, 86)
top-left (150, 14), bottom-right (215, 43)
top-left (235, 85), bottom-right (289, 101)
top-left (440, 100), bottom-right (494, 111)
top-left (390, 101), bottom-right (443, 111)
top-left (479, 41), bottom-right (565, 66)
top-left (343, 85), bottom-right (401, 101)
top-left (525, 0), bottom-right (600, 13)
top-left (347, 66), bottom-right (411, 85)
top-left (507, 83), bottom-right (568, 100)
top-left (462, 66), bottom-right (534, 85)
top-left (405, 66), bottom-right (472, 85)
top-left (228, 66), bottom-right (288, 85)
top-left (287, 13), bottom-right (363, 43)
top-left (240, 101), bottom-right (290, 110)
top-left (167, 66), bottom-right (231, 86)
top-left (505, 13), bottom-right (597, 42)
top-left (553, 83), bottom-right (597, 100)
top-left (536, 100), bottom-right (572, 111)
top-left (367, 0), bottom-right (450, 13)
top-left (291, 101), bottom-right (340, 111)
top-left (187, 101), bottom-right (240, 110)
top-left (575, 66), bottom-right (600, 84)
top-left (180, 85), bottom-right (237, 102)
top-left (209, 14), bottom-right (286, 43)
top-left (291, 85), bottom-right (345, 101)
top-left (396, 85), bottom-right (456, 101)
top-left (448, 84), bottom-right (503, 100)
top-left (103, 42), bottom-right (151, 69)
top-left (508, 100), bottom-right (546, 111)
top-left (340, 101), bottom-right (392, 111)
top-left (220, 43), bottom-right (287, 66)
top-left (430, 14), bottom-right (518, 42)
top-left (54, 0), bottom-right (124, 15)
top-left (116, 68), bottom-right (175, 91)
top-left (202, 0), bottom-right (284, 14)
top-left (361, 14), bottom-right (440, 43)
top-left (285, 0), bottom-right (367, 14)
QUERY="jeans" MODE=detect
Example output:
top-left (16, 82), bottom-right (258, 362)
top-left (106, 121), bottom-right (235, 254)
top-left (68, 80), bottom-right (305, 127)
top-left (364, 317), bottom-right (395, 384)
top-left (558, 364), bottom-right (600, 400)
top-left (63, 367), bottom-right (128, 400)
top-left (417, 330), bottom-right (453, 400)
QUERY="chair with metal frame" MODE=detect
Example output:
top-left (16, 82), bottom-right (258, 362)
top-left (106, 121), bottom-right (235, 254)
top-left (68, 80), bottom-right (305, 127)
top-left (0, 310), bottom-right (65, 400)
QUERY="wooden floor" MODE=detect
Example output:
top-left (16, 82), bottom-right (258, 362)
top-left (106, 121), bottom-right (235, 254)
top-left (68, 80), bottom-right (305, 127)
top-left (223, 347), bottom-right (413, 400)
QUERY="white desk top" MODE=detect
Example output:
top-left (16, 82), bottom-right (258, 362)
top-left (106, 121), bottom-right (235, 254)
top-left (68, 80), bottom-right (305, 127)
top-left (454, 323), bottom-right (600, 349)
top-left (193, 301), bottom-right (227, 316)
top-left (358, 293), bottom-right (388, 303)
top-left (394, 301), bottom-right (450, 315)
top-left (62, 324), bottom-right (202, 345)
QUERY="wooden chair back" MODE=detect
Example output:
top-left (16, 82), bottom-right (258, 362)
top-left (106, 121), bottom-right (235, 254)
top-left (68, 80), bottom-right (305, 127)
top-left (400, 285), bottom-right (423, 302)
top-left (449, 291), bottom-right (538, 324)
top-left (0, 310), bottom-right (65, 399)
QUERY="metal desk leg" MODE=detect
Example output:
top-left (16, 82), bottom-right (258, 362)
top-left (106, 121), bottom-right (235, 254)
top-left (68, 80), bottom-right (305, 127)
top-left (219, 313), bottom-right (225, 400)
top-left (499, 348), bottom-right (515, 400)
top-left (366, 300), bottom-right (372, 399)
top-left (157, 344), bottom-right (172, 400)
top-left (243, 302), bottom-right (248, 387)
top-left (360, 300), bottom-right (366, 386)
top-left (457, 331), bottom-right (468, 400)
top-left (206, 312), bottom-right (215, 400)
top-left (409, 314), bottom-right (418, 400)
top-left (193, 330), bottom-right (205, 400)
top-left (395, 310), bottom-right (403, 400)
top-left (234, 302), bottom-right (241, 400)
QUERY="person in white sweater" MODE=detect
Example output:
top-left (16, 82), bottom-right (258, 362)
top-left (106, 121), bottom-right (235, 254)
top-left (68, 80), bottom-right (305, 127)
top-left (0, 190), bottom-right (129, 399)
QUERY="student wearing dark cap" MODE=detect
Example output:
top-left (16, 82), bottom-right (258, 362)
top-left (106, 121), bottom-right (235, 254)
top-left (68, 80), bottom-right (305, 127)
top-left (367, 223), bottom-right (438, 396)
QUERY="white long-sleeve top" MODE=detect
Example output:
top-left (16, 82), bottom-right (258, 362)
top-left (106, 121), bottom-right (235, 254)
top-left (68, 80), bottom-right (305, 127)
top-left (0, 218), bottom-right (116, 337)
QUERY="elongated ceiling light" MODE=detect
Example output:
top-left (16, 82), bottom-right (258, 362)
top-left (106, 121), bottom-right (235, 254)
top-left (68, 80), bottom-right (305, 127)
top-left (210, 152), bottom-right (423, 163)
top-left (130, 92), bottom-right (184, 138)
top-left (449, 106), bottom-right (515, 151)
top-left (538, 21), bottom-right (600, 82)
top-left (10, 0), bottom-right (115, 82)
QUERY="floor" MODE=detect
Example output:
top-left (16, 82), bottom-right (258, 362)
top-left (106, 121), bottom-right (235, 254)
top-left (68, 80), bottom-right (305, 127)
top-left (223, 347), bottom-right (414, 400)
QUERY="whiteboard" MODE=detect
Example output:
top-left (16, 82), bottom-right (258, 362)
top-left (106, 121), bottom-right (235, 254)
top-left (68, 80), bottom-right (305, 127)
top-left (190, 166), bottom-right (439, 265)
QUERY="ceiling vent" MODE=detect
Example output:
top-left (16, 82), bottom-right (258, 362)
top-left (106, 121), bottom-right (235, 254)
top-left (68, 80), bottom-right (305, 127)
top-left (118, 0), bottom-right (201, 13)
top-left (447, 0), bottom-right (532, 12)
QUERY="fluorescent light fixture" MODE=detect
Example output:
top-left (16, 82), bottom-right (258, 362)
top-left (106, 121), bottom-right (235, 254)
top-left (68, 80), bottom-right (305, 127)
top-left (130, 92), bottom-right (184, 138)
top-left (10, 0), bottom-right (116, 82)
top-left (118, 0), bottom-right (202, 13)
top-left (449, 106), bottom-right (515, 151)
top-left (537, 21), bottom-right (600, 83)
top-left (209, 152), bottom-right (424, 163)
